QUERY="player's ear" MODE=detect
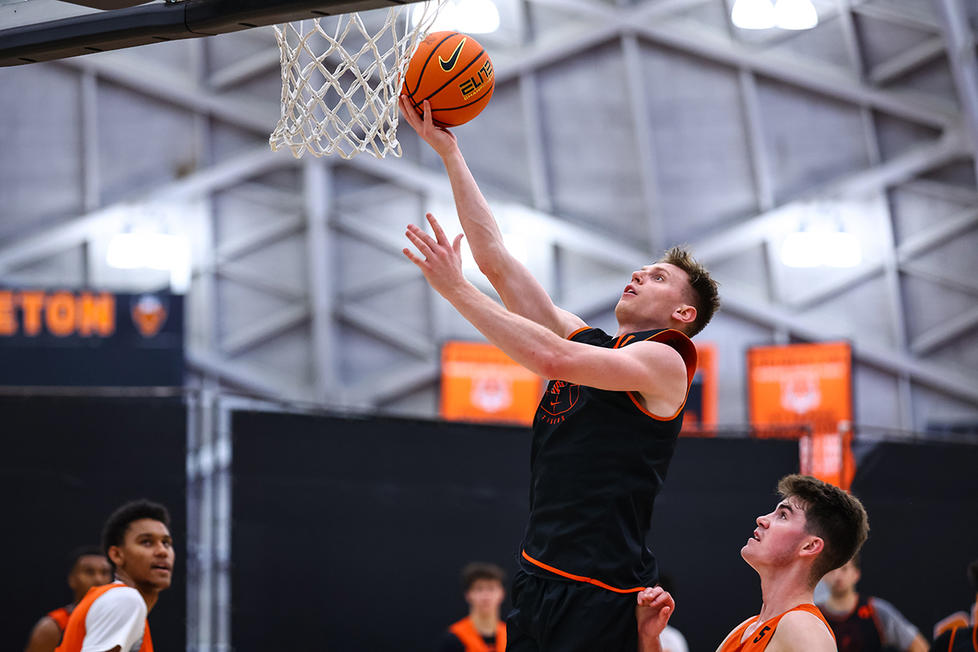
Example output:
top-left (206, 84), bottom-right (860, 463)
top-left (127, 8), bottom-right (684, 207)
top-left (674, 304), bottom-right (697, 325)
top-left (800, 536), bottom-right (824, 559)
top-left (107, 545), bottom-right (124, 568)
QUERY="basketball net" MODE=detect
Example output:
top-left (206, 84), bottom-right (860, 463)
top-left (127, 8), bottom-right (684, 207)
top-left (270, 1), bottom-right (446, 160)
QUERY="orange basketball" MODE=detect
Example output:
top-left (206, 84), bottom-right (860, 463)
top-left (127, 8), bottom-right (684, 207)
top-left (401, 31), bottom-right (494, 127)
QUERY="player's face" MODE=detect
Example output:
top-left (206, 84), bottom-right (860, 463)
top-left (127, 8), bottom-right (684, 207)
top-left (67, 554), bottom-right (112, 601)
top-left (823, 559), bottom-right (860, 596)
top-left (465, 579), bottom-right (505, 617)
top-left (112, 518), bottom-right (175, 591)
top-left (741, 496), bottom-right (812, 569)
top-left (615, 263), bottom-right (693, 329)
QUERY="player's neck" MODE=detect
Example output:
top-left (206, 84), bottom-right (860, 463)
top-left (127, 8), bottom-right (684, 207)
top-left (469, 611), bottom-right (498, 636)
top-left (756, 567), bottom-right (815, 623)
top-left (614, 319), bottom-right (666, 338)
top-left (114, 571), bottom-right (161, 612)
top-left (824, 589), bottom-right (858, 613)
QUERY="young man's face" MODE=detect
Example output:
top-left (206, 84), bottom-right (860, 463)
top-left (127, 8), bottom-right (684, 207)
top-left (465, 578), bottom-right (505, 617)
top-left (68, 554), bottom-right (112, 601)
top-left (111, 518), bottom-right (174, 591)
top-left (741, 495), bottom-right (814, 570)
top-left (615, 263), bottom-right (694, 331)
top-left (823, 559), bottom-right (860, 597)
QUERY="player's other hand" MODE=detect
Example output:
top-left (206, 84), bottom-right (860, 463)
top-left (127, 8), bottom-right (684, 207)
top-left (636, 586), bottom-right (675, 652)
top-left (398, 96), bottom-right (458, 157)
top-left (403, 212), bottom-right (466, 297)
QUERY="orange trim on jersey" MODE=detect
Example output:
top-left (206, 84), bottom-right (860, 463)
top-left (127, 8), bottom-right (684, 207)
top-left (948, 627), bottom-right (958, 651)
top-left (55, 583), bottom-right (153, 652)
top-left (718, 604), bottom-right (833, 651)
top-left (448, 616), bottom-right (506, 652)
top-left (47, 606), bottom-right (71, 632)
top-left (937, 614), bottom-right (971, 639)
top-left (566, 326), bottom-right (592, 340)
top-left (625, 329), bottom-right (698, 421)
top-left (521, 550), bottom-right (645, 594)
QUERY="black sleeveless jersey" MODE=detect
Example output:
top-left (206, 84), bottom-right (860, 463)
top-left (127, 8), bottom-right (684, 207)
top-left (934, 626), bottom-right (978, 652)
top-left (822, 594), bottom-right (884, 652)
top-left (518, 326), bottom-right (696, 590)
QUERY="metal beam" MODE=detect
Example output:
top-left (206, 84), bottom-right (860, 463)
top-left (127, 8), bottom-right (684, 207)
top-left (692, 132), bottom-right (965, 264)
top-left (221, 303), bottom-right (311, 357)
top-left (869, 36), bottom-right (946, 86)
top-left (303, 157), bottom-right (339, 403)
top-left (911, 304), bottom-right (978, 355)
top-left (936, 0), bottom-right (978, 185)
top-left (336, 303), bottom-right (435, 360)
top-left (514, 0), bottom-right (958, 129)
top-left (0, 145), bottom-right (287, 272)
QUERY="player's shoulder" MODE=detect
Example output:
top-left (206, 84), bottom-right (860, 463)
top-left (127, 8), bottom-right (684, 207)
top-left (90, 584), bottom-right (146, 616)
top-left (768, 609), bottom-right (835, 652)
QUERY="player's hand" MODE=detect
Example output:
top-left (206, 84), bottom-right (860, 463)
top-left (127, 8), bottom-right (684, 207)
top-left (398, 96), bottom-right (458, 157)
top-left (403, 212), bottom-right (466, 297)
top-left (636, 586), bottom-right (675, 652)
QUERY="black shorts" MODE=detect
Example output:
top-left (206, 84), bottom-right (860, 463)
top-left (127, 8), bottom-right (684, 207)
top-left (505, 568), bottom-right (640, 652)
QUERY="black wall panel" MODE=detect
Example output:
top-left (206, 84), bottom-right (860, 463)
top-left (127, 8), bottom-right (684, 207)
top-left (1, 395), bottom-right (186, 651)
top-left (231, 412), bottom-right (800, 652)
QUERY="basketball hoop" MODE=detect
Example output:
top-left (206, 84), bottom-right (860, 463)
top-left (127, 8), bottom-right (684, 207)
top-left (269, 1), bottom-right (447, 160)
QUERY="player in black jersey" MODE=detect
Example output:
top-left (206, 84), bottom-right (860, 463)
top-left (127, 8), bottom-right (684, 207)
top-left (400, 97), bottom-right (720, 651)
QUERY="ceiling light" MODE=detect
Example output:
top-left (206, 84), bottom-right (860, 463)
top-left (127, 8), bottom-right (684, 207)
top-left (731, 0), bottom-right (776, 30)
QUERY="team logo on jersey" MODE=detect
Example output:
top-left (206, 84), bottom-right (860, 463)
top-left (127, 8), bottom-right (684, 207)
top-left (537, 380), bottom-right (580, 424)
top-left (131, 294), bottom-right (168, 338)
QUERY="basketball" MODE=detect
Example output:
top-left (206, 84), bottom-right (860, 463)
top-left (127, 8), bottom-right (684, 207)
top-left (401, 31), bottom-right (494, 127)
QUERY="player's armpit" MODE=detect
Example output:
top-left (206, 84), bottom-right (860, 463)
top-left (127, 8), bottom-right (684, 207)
top-left (764, 611), bottom-right (836, 652)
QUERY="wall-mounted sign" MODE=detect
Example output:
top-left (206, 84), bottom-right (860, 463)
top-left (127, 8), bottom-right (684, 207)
top-left (747, 341), bottom-right (854, 488)
top-left (441, 341), bottom-right (543, 425)
top-left (682, 341), bottom-right (716, 435)
top-left (0, 289), bottom-right (183, 387)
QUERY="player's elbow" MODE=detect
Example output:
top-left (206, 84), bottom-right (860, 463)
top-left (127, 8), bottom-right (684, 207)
top-left (533, 348), bottom-right (574, 380)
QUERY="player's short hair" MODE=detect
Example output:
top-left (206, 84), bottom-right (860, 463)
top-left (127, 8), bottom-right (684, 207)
top-left (658, 245), bottom-right (719, 337)
top-left (460, 562), bottom-right (505, 593)
top-left (102, 500), bottom-right (171, 565)
top-left (777, 474), bottom-right (869, 586)
top-left (67, 545), bottom-right (106, 571)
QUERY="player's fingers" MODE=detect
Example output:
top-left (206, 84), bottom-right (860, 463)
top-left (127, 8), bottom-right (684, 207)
top-left (453, 233), bottom-right (464, 255)
top-left (422, 100), bottom-right (434, 128)
top-left (398, 97), bottom-right (419, 129)
top-left (402, 247), bottom-right (424, 267)
top-left (405, 227), bottom-right (435, 259)
top-left (426, 212), bottom-right (448, 244)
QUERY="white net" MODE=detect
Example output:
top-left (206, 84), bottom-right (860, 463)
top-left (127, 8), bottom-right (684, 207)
top-left (269, 2), bottom-right (445, 160)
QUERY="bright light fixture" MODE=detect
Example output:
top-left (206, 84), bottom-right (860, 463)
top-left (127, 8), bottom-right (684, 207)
top-left (774, 0), bottom-right (818, 30)
top-left (731, 0), bottom-right (776, 29)
top-left (413, 0), bottom-right (500, 34)
top-left (780, 230), bottom-right (862, 268)
top-left (106, 231), bottom-right (192, 291)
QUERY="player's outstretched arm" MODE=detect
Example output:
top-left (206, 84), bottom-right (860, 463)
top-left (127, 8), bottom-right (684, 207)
top-left (637, 587), bottom-right (675, 652)
top-left (398, 97), bottom-right (584, 337)
top-left (404, 214), bottom-right (688, 413)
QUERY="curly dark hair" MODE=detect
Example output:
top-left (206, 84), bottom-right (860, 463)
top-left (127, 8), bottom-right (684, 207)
top-left (101, 499), bottom-right (171, 567)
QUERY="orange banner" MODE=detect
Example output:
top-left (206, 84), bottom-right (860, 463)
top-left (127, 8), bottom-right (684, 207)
top-left (747, 342), bottom-right (855, 488)
top-left (681, 342), bottom-right (717, 435)
top-left (440, 341), bottom-right (544, 425)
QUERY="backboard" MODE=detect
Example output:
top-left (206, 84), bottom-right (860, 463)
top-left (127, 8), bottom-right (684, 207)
top-left (0, 0), bottom-right (426, 66)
